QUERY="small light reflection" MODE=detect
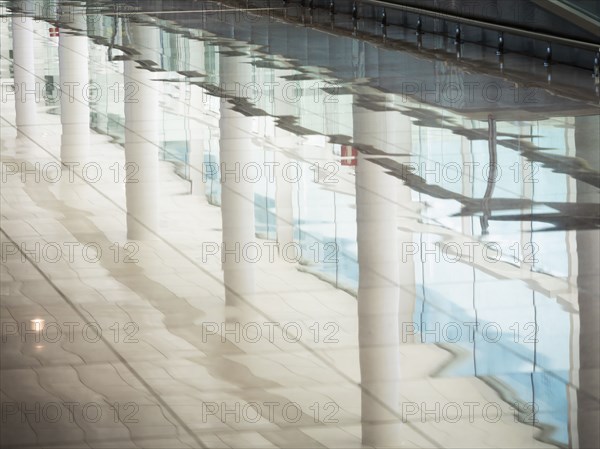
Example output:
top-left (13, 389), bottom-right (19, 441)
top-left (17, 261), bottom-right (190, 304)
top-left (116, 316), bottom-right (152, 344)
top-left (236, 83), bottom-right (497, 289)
top-left (30, 319), bottom-right (45, 331)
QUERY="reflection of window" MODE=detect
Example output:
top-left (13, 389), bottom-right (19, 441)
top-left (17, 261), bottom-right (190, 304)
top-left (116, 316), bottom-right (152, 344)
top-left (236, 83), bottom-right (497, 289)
top-left (253, 149), bottom-right (276, 241)
top-left (254, 194), bottom-right (276, 241)
top-left (415, 254), bottom-right (570, 448)
top-left (44, 75), bottom-right (59, 107)
top-left (161, 140), bottom-right (189, 180)
top-left (204, 153), bottom-right (220, 206)
top-left (292, 179), bottom-right (358, 291)
top-left (90, 112), bottom-right (125, 145)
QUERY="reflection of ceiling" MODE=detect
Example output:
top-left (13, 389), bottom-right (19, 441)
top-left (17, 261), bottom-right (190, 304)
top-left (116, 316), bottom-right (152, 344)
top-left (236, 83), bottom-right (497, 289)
top-left (21, 0), bottom-right (600, 118)
top-left (147, 0), bottom-right (600, 113)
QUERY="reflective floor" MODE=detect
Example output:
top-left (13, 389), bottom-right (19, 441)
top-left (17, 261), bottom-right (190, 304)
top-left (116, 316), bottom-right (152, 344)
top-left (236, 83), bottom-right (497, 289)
top-left (1, 1), bottom-right (599, 448)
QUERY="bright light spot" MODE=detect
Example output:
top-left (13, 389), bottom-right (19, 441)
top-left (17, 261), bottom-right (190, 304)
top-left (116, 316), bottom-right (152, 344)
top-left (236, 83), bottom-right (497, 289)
top-left (30, 319), bottom-right (45, 331)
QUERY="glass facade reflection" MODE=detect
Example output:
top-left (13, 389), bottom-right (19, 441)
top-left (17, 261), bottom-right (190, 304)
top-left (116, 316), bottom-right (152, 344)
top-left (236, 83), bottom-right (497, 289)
top-left (1, 1), bottom-right (598, 448)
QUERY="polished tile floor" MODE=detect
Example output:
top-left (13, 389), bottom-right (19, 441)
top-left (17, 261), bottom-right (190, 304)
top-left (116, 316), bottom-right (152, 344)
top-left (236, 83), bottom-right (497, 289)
top-left (1, 0), bottom-right (599, 448)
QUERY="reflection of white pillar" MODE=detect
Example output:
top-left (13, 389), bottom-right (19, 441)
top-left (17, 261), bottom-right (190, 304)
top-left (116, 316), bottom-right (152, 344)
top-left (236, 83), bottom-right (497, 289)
top-left (220, 102), bottom-right (256, 297)
top-left (576, 226), bottom-right (599, 449)
top-left (355, 103), bottom-right (414, 446)
top-left (219, 52), bottom-right (256, 302)
top-left (59, 9), bottom-right (90, 164)
top-left (563, 116), bottom-right (580, 449)
top-left (575, 115), bottom-right (600, 449)
top-left (124, 24), bottom-right (160, 240)
top-left (356, 152), bottom-right (402, 446)
top-left (12, 11), bottom-right (36, 133)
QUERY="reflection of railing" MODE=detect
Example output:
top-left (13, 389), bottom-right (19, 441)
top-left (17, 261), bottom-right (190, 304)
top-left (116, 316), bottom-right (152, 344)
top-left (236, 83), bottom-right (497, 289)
top-left (353, 0), bottom-right (600, 51)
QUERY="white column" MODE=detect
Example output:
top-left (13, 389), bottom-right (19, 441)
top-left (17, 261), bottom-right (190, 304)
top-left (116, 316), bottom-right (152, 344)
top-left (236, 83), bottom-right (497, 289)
top-left (58, 7), bottom-right (90, 164)
top-left (11, 9), bottom-right (36, 134)
top-left (575, 115), bottom-right (600, 449)
top-left (123, 23), bottom-right (160, 240)
top-left (219, 50), bottom-right (257, 302)
top-left (563, 117), bottom-right (580, 449)
top-left (354, 101), bottom-right (415, 445)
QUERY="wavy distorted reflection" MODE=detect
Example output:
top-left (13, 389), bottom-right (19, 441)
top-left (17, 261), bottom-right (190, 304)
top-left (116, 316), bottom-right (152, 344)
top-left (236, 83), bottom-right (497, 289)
top-left (123, 21), bottom-right (160, 240)
top-left (2, 2), bottom-right (598, 447)
top-left (58, 5), bottom-right (89, 164)
top-left (218, 47), bottom-right (257, 304)
top-left (11, 0), bottom-right (36, 136)
top-left (354, 108), bottom-right (402, 445)
top-left (106, 18), bottom-right (595, 447)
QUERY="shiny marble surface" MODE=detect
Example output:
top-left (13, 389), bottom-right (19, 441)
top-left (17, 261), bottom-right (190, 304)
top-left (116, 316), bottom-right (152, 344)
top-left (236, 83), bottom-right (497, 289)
top-left (1, 1), bottom-right (599, 448)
